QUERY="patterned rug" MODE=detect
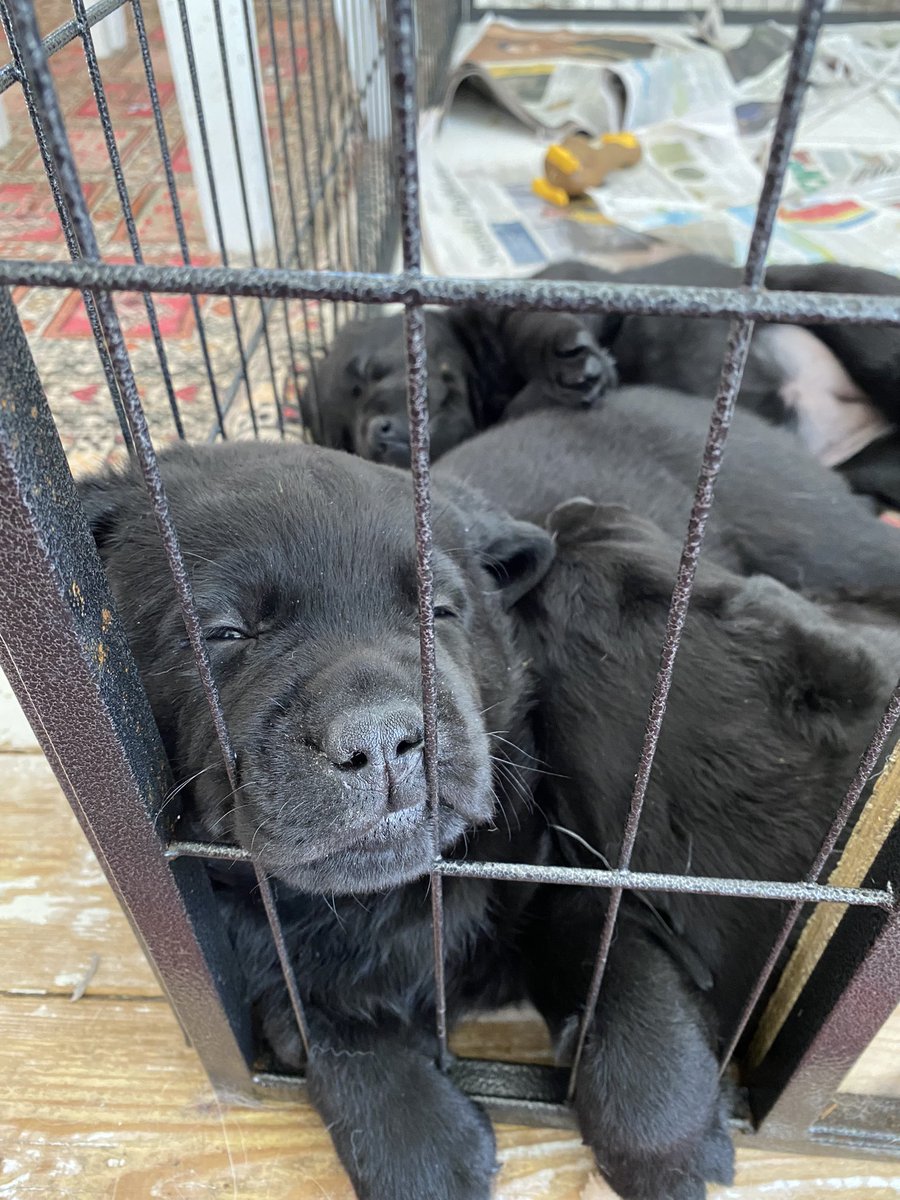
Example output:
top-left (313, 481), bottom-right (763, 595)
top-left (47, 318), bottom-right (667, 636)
top-left (0, 1), bottom-right (368, 477)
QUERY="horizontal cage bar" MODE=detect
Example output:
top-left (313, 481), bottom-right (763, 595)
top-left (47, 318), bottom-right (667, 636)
top-left (163, 840), bottom-right (894, 908)
top-left (0, 0), bottom-right (131, 94)
top-left (1, 259), bottom-right (900, 325)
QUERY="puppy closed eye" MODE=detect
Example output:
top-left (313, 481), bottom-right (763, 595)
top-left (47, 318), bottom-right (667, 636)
top-left (204, 626), bottom-right (252, 643)
top-left (433, 604), bottom-right (460, 620)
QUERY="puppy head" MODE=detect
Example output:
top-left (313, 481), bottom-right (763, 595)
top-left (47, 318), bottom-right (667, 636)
top-left (540, 498), bottom-right (893, 756)
top-left (78, 443), bottom-right (553, 894)
top-left (302, 311), bottom-right (482, 466)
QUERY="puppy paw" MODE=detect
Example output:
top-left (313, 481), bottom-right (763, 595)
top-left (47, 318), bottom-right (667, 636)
top-left (308, 1041), bottom-right (498, 1200)
top-left (548, 321), bottom-right (618, 408)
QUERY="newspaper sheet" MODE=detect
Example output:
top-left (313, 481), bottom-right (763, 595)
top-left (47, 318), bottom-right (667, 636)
top-left (421, 18), bottom-right (900, 277)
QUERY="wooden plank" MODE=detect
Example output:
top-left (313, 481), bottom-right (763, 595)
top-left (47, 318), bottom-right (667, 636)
top-left (0, 755), bottom-right (160, 999)
top-left (4, 994), bottom-right (900, 1199)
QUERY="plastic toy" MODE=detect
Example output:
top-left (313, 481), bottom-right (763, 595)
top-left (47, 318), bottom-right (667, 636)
top-left (533, 132), bottom-right (642, 207)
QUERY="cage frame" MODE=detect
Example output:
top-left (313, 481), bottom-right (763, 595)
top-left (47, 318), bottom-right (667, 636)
top-left (0, 0), bottom-right (899, 1172)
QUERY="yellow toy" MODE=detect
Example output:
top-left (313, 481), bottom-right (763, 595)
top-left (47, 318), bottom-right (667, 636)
top-left (533, 132), bottom-right (641, 207)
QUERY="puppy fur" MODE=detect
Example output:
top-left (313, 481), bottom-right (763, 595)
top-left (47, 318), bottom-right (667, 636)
top-left (78, 441), bottom-right (555, 1200)
top-left (515, 498), bottom-right (899, 1200)
top-left (436, 389), bottom-right (900, 594)
top-left (301, 304), bottom-right (618, 465)
top-left (435, 401), bottom-right (899, 1197)
top-left (304, 257), bottom-right (900, 484)
top-left (79, 402), bottom-right (899, 1200)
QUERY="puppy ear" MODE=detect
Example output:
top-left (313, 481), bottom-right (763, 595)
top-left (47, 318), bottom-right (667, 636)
top-left (546, 498), bottom-right (657, 548)
top-left (729, 577), bottom-right (886, 747)
top-left (547, 499), bottom-right (737, 610)
top-left (75, 474), bottom-right (134, 554)
top-left (476, 513), bottom-right (555, 609)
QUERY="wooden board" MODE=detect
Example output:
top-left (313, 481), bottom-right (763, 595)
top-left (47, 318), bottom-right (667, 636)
top-left (4, 995), bottom-right (900, 1200)
top-left (1, 756), bottom-right (160, 999)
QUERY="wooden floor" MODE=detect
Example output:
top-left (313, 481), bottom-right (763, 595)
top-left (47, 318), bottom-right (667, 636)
top-left (2, 751), bottom-right (900, 1199)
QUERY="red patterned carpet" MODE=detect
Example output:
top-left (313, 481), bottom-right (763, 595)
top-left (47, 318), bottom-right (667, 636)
top-left (0, 2), bottom-right (339, 475)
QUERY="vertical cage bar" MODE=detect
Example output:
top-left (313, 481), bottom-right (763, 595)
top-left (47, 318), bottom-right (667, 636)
top-left (565, 0), bottom-right (827, 1099)
top-left (208, 0), bottom-right (283, 433)
top-left (171, 0), bottom-right (258, 434)
top-left (6, 0), bottom-right (236, 799)
top-left (130, 0), bottom-right (226, 439)
top-left (72, 0), bottom-right (186, 441)
top-left (0, 284), bottom-right (254, 1094)
top-left (0, 0), bottom-right (134, 454)
top-left (7, 0), bottom-right (313, 1058)
top-left (385, 0), bottom-right (448, 1068)
top-left (237, 0), bottom-right (301, 415)
top-left (263, 0), bottom-right (321, 423)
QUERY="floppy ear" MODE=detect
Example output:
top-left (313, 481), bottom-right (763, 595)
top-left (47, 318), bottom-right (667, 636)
top-left (474, 511), bottom-right (555, 609)
top-left (76, 474), bottom-right (133, 555)
top-left (728, 576), bottom-right (887, 748)
top-left (300, 351), bottom-right (353, 451)
top-left (547, 499), bottom-right (738, 610)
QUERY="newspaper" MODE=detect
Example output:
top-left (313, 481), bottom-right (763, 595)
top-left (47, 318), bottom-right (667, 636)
top-left (443, 17), bottom-right (735, 139)
top-left (421, 18), bottom-right (900, 278)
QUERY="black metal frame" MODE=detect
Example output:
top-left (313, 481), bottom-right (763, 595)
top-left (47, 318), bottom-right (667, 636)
top-left (0, 0), bottom-right (899, 1171)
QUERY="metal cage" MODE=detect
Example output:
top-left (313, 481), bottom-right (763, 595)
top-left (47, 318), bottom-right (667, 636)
top-left (0, 0), bottom-right (898, 1175)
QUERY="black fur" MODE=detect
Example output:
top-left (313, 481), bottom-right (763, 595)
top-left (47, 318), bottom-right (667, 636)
top-left (436, 389), bottom-right (900, 593)
top-left (304, 257), bottom-right (900, 495)
top-left (78, 440), bottom-right (554, 1200)
top-left (301, 304), bottom-right (618, 465)
top-left (536, 257), bottom-right (900, 433)
top-left (436, 410), bottom-right (899, 1196)
top-left (514, 498), bottom-right (899, 1200)
top-left (78, 409), bottom-right (899, 1199)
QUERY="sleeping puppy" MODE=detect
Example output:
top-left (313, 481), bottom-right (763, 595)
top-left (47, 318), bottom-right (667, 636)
top-left (435, 387), bottom-right (900, 594)
top-left (436, 406), bottom-right (898, 1197)
top-left (301, 304), bottom-right (618, 465)
top-left (79, 414), bottom-right (897, 1200)
top-left (517, 498), bottom-right (900, 1200)
top-left (78, 441), bottom-right (555, 1200)
top-left (538, 257), bottom-right (900, 505)
top-left (303, 258), bottom-right (900, 505)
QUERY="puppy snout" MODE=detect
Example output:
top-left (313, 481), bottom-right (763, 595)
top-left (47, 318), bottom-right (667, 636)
top-left (325, 704), bottom-right (425, 793)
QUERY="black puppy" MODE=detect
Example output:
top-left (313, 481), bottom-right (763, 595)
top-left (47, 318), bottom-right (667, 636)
top-left (301, 304), bottom-right (618, 465)
top-left (539, 257), bottom-right (900, 506)
top-left (78, 441), bottom-right (555, 1200)
top-left (436, 387), bottom-right (900, 594)
top-left (78, 407), bottom-right (899, 1200)
top-left (517, 498), bottom-right (899, 1200)
top-left (303, 258), bottom-right (900, 505)
top-left (435, 407), bottom-right (899, 1197)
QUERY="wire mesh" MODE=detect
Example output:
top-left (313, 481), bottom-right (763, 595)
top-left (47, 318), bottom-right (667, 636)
top-left (1, 0), bottom-right (898, 1154)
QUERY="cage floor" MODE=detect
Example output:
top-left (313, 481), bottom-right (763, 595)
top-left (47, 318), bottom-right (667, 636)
top-left (2, 749), bottom-right (898, 1199)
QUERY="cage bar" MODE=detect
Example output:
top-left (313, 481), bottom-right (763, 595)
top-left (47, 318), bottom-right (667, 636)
top-left (0, 0), bottom-right (898, 1168)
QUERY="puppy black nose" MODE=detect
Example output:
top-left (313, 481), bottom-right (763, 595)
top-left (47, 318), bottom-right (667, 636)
top-left (325, 705), bottom-right (424, 774)
top-left (377, 417), bottom-right (396, 437)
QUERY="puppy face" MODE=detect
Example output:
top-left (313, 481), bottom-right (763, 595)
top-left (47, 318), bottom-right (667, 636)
top-left (304, 313), bottom-right (479, 466)
top-left (79, 444), bottom-right (552, 894)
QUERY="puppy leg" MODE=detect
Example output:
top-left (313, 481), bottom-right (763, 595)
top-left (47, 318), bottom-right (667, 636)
top-left (305, 1022), bottom-right (497, 1200)
top-left (527, 904), bottom-right (733, 1200)
top-left (499, 310), bottom-right (618, 413)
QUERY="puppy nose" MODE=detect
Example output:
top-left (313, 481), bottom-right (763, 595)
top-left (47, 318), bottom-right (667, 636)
top-left (325, 704), bottom-right (424, 774)
top-left (369, 412), bottom-right (401, 440)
